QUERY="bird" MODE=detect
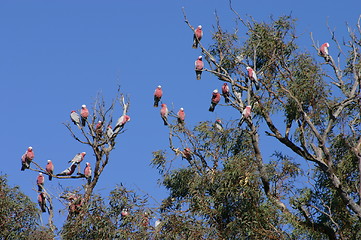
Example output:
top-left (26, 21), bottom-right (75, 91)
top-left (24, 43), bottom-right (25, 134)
top-left (114, 115), bottom-right (131, 134)
top-left (21, 146), bottom-right (34, 171)
top-left (106, 125), bottom-right (114, 139)
top-left (222, 83), bottom-right (230, 103)
top-left (95, 121), bottom-right (103, 137)
top-left (36, 173), bottom-right (44, 192)
top-left (160, 104), bottom-right (169, 126)
top-left (38, 192), bottom-right (46, 213)
top-left (154, 85), bottom-right (163, 107)
top-left (70, 111), bottom-right (81, 129)
top-left (195, 56), bottom-right (204, 80)
top-left (121, 208), bottom-right (129, 217)
top-left (215, 119), bottom-right (223, 131)
top-left (45, 160), bottom-right (54, 181)
top-left (319, 42), bottom-right (330, 61)
top-left (177, 108), bottom-right (185, 125)
top-left (246, 67), bottom-right (260, 90)
top-left (155, 219), bottom-right (161, 229)
top-left (192, 25), bottom-right (203, 48)
top-left (239, 105), bottom-right (252, 126)
top-left (182, 148), bottom-right (192, 160)
top-left (209, 89), bottom-right (221, 112)
top-left (57, 163), bottom-right (77, 176)
top-left (84, 162), bottom-right (92, 184)
top-left (68, 152), bottom-right (86, 164)
top-left (80, 104), bottom-right (89, 127)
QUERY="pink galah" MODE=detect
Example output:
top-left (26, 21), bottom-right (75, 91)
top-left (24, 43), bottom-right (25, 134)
top-left (84, 162), bottom-right (92, 184)
top-left (209, 89), bottom-right (221, 112)
top-left (177, 108), bottom-right (185, 125)
top-left (246, 67), bottom-right (260, 90)
top-left (38, 192), bottom-right (46, 213)
top-left (57, 163), bottom-right (77, 176)
top-left (114, 115), bottom-right (131, 134)
top-left (46, 160), bottom-right (54, 181)
top-left (21, 146), bottom-right (34, 171)
top-left (319, 42), bottom-right (330, 61)
top-left (182, 148), bottom-right (192, 160)
top-left (160, 104), bottom-right (169, 126)
top-left (192, 25), bottom-right (203, 49)
top-left (239, 105), bottom-right (252, 126)
top-left (215, 119), bottom-right (223, 131)
top-left (222, 83), bottom-right (230, 103)
top-left (195, 56), bottom-right (204, 80)
top-left (37, 173), bottom-right (44, 192)
top-left (121, 208), bottom-right (129, 217)
top-left (80, 104), bottom-right (89, 127)
top-left (68, 152), bottom-right (86, 164)
top-left (70, 110), bottom-right (81, 129)
top-left (95, 121), bottom-right (103, 136)
top-left (153, 85), bottom-right (163, 107)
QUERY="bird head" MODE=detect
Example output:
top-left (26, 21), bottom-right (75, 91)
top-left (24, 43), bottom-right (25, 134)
top-left (216, 119), bottom-right (222, 123)
top-left (158, 85), bottom-right (162, 88)
top-left (81, 104), bottom-right (86, 108)
top-left (28, 146), bottom-right (33, 151)
top-left (198, 25), bottom-right (202, 29)
top-left (213, 89), bottom-right (218, 93)
top-left (198, 56), bottom-right (202, 60)
top-left (180, 108), bottom-right (184, 111)
top-left (82, 152), bottom-right (86, 156)
top-left (47, 160), bottom-right (51, 163)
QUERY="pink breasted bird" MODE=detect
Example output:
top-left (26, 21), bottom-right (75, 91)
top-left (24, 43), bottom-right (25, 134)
top-left (177, 108), bottom-right (185, 125)
top-left (182, 148), bottom-right (192, 160)
top-left (239, 105), bottom-right (252, 126)
top-left (57, 163), bottom-right (77, 176)
top-left (70, 110), bottom-right (81, 129)
top-left (222, 83), bottom-right (230, 103)
top-left (68, 152), bottom-right (86, 164)
top-left (246, 67), bottom-right (260, 90)
top-left (80, 104), bottom-right (89, 127)
top-left (21, 146), bottom-right (34, 171)
top-left (209, 89), bottom-right (221, 112)
top-left (192, 25), bottom-right (203, 49)
top-left (95, 121), bottom-right (103, 137)
top-left (160, 104), bottom-right (169, 126)
top-left (37, 173), bottom-right (45, 192)
top-left (195, 56), bottom-right (204, 80)
top-left (84, 162), bottom-right (92, 184)
top-left (215, 119), bottom-right (223, 131)
top-left (121, 208), bottom-right (129, 217)
top-left (114, 115), bottom-right (131, 134)
top-left (319, 42), bottom-right (330, 61)
top-left (154, 85), bottom-right (163, 107)
top-left (46, 160), bottom-right (54, 181)
top-left (38, 192), bottom-right (47, 213)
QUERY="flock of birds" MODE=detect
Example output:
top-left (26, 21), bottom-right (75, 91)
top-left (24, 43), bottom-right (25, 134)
top-left (20, 104), bottom-right (131, 214)
top-left (20, 23), bottom-right (331, 223)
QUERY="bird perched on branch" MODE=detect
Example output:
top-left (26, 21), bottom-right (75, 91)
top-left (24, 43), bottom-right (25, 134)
top-left (70, 111), bottom-right (81, 129)
top-left (177, 108), bottom-right (185, 125)
top-left (153, 85), bottom-right (163, 107)
top-left (160, 104), bottom-right (169, 126)
top-left (95, 121), bottom-right (103, 137)
top-left (21, 146), bottom-right (34, 171)
top-left (38, 192), bottom-right (46, 213)
top-left (46, 160), bottom-right (54, 181)
top-left (45, 160), bottom-right (54, 181)
top-left (106, 125), bottom-right (114, 139)
top-left (246, 67), bottom-right (260, 90)
top-left (192, 25), bottom-right (203, 48)
top-left (182, 148), bottom-right (192, 160)
top-left (319, 42), bottom-right (330, 61)
top-left (239, 105), bottom-right (252, 126)
top-left (114, 115), bottom-right (131, 134)
top-left (36, 173), bottom-right (44, 192)
top-left (68, 152), bottom-right (86, 164)
top-left (57, 163), bottom-right (77, 176)
top-left (209, 89), bottom-right (221, 112)
top-left (215, 119), bottom-right (223, 132)
top-left (195, 56), bottom-right (204, 80)
top-left (84, 162), bottom-right (92, 184)
top-left (80, 104), bottom-right (89, 127)
top-left (222, 83), bottom-right (230, 103)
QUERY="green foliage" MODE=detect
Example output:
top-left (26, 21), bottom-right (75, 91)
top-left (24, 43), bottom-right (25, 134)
top-left (0, 174), bottom-right (53, 239)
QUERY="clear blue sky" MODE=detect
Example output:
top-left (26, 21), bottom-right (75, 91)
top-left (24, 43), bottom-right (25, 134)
top-left (0, 0), bottom-right (359, 232)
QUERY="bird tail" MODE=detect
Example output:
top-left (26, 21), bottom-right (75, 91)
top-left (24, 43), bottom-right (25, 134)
top-left (224, 96), bottom-right (230, 103)
top-left (209, 103), bottom-right (215, 112)
top-left (253, 80), bottom-right (260, 90)
top-left (87, 177), bottom-right (91, 185)
top-left (41, 204), bottom-right (46, 213)
top-left (38, 185), bottom-right (43, 192)
top-left (238, 118), bottom-right (245, 127)
top-left (49, 175), bottom-right (52, 181)
top-left (196, 71), bottom-right (202, 80)
top-left (81, 117), bottom-right (86, 127)
top-left (192, 38), bottom-right (198, 49)
top-left (162, 117), bottom-right (168, 126)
